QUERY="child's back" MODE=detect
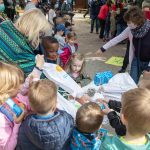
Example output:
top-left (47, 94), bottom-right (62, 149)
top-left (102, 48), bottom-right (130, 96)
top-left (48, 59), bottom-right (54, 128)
top-left (16, 80), bottom-right (74, 150)
top-left (16, 110), bottom-right (74, 150)
top-left (101, 134), bottom-right (150, 150)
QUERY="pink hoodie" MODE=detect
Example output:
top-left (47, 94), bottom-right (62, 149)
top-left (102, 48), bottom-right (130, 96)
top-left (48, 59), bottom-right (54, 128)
top-left (0, 68), bottom-right (41, 150)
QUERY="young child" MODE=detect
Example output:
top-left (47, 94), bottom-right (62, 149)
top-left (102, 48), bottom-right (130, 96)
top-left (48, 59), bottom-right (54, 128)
top-left (65, 53), bottom-right (91, 87)
top-left (0, 55), bottom-right (44, 150)
top-left (54, 24), bottom-right (66, 49)
top-left (60, 31), bottom-right (78, 68)
top-left (0, 62), bottom-right (25, 150)
top-left (16, 79), bottom-right (74, 150)
top-left (101, 88), bottom-right (150, 149)
top-left (70, 102), bottom-right (104, 149)
top-left (42, 36), bottom-right (60, 64)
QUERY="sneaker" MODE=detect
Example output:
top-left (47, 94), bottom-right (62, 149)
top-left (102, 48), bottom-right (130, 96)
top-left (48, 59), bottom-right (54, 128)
top-left (90, 31), bottom-right (93, 33)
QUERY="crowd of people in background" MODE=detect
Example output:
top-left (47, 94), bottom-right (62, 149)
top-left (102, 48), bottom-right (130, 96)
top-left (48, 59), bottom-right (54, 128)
top-left (0, 0), bottom-right (149, 150)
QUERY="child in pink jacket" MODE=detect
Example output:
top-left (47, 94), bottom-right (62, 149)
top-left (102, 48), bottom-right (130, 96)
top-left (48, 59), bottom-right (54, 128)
top-left (0, 55), bottom-right (44, 150)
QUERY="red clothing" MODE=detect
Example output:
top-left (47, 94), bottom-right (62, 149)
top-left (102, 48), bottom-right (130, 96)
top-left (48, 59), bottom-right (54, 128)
top-left (144, 11), bottom-right (150, 20)
top-left (98, 4), bottom-right (109, 20)
top-left (112, 3), bottom-right (123, 11)
top-left (60, 43), bottom-right (78, 68)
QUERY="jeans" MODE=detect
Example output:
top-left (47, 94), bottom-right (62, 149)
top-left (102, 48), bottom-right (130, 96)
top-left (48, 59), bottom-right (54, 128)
top-left (99, 19), bottom-right (106, 38)
top-left (116, 24), bottom-right (127, 36)
top-left (130, 57), bottom-right (149, 84)
top-left (121, 41), bottom-right (129, 70)
top-left (91, 17), bottom-right (99, 33)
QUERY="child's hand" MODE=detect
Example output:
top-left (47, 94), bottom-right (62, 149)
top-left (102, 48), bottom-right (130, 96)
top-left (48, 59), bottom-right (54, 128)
top-left (13, 109), bottom-right (26, 124)
top-left (76, 94), bottom-right (90, 105)
top-left (101, 103), bottom-right (113, 115)
top-left (35, 54), bottom-right (44, 70)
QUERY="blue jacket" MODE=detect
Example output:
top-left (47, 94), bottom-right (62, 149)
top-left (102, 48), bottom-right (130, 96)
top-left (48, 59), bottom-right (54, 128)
top-left (16, 110), bottom-right (74, 150)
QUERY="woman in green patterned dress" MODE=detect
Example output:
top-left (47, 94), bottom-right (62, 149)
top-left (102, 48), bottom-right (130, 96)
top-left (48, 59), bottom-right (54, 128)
top-left (0, 8), bottom-right (51, 76)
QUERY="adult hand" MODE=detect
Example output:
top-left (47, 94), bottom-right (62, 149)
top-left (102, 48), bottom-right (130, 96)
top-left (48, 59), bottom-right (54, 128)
top-left (95, 49), bottom-right (102, 57)
top-left (35, 55), bottom-right (45, 70)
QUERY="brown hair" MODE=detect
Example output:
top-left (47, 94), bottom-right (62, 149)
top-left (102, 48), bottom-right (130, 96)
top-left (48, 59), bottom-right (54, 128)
top-left (28, 79), bottom-right (57, 114)
top-left (65, 53), bottom-right (85, 75)
top-left (122, 88), bottom-right (150, 136)
top-left (124, 6), bottom-right (145, 26)
top-left (76, 102), bottom-right (103, 133)
top-left (0, 62), bottom-right (24, 104)
top-left (66, 31), bottom-right (77, 40)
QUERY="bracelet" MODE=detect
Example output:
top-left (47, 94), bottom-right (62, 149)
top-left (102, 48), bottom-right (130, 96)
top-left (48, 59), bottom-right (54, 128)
top-left (35, 66), bottom-right (43, 72)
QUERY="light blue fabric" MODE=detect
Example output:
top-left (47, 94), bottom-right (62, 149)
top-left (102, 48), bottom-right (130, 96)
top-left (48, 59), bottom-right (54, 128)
top-left (70, 128), bottom-right (101, 150)
top-left (0, 4), bottom-right (5, 12)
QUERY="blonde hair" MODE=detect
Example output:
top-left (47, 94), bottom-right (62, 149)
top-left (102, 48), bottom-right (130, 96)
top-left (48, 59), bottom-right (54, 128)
top-left (122, 88), bottom-right (150, 136)
top-left (0, 62), bottom-right (24, 104)
top-left (76, 102), bottom-right (103, 133)
top-left (65, 53), bottom-right (85, 75)
top-left (15, 9), bottom-right (51, 48)
top-left (28, 79), bottom-right (57, 115)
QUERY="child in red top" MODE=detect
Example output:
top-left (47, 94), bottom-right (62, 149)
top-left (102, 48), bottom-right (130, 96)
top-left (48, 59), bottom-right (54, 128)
top-left (60, 31), bottom-right (78, 68)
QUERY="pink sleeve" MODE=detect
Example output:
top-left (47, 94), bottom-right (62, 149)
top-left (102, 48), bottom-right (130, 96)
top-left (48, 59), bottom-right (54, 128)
top-left (19, 67), bottom-right (42, 95)
top-left (0, 113), bottom-right (20, 150)
top-left (103, 27), bottom-right (130, 50)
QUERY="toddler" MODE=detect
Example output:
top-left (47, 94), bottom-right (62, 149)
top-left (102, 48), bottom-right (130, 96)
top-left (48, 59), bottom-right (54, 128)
top-left (101, 88), bottom-right (150, 149)
top-left (42, 36), bottom-right (60, 64)
top-left (0, 62), bottom-right (25, 150)
top-left (60, 31), bottom-right (78, 68)
top-left (0, 55), bottom-right (44, 150)
top-left (16, 79), bottom-right (74, 150)
top-left (54, 24), bottom-right (66, 49)
top-left (70, 102), bottom-right (104, 149)
top-left (65, 53), bottom-right (91, 87)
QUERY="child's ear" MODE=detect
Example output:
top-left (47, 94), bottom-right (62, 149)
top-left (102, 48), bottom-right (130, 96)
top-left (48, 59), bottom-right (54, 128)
top-left (120, 111), bottom-right (128, 126)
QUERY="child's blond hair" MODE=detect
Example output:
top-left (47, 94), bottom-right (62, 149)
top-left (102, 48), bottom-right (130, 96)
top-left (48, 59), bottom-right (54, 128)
top-left (122, 88), bottom-right (150, 136)
top-left (76, 102), bottom-right (103, 133)
top-left (15, 9), bottom-right (51, 48)
top-left (65, 53), bottom-right (85, 75)
top-left (28, 79), bottom-right (57, 115)
top-left (0, 62), bottom-right (24, 104)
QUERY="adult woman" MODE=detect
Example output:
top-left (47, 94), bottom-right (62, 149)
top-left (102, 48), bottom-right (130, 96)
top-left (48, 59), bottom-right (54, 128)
top-left (0, 8), bottom-right (51, 76)
top-left (97, 6), bottom-right (150, 84)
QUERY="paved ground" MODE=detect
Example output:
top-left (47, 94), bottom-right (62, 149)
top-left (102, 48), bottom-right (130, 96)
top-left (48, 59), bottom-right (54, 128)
top-left (73, 13), bottom-right (127, 78)
top-left (73, 13), bottom-right (127, 133)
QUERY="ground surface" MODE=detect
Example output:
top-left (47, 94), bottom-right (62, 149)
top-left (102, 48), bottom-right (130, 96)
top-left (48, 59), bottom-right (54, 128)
top-left (73, 13), bottom-right (127, 133)
top-left (73, 13), bottom-right (127, 78)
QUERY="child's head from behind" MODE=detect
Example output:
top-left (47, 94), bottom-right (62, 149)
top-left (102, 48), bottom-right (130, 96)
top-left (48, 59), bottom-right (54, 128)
top-left (66, 53), bottom-right (85, 74)
top-left (56, 24), bottom-right (66, 36)
top-left (66, 31), bottom-right (77, 45)
top-left (0, 62), bottom-right (24, 104)
top-left (42, 36), bottom-right (59, 60)
top-left (28, 79), bottom-right (57, 115)
top-left (76, 102), bottom-right (103, 133)
top-left (121, 88), bottom-right (150, 136)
